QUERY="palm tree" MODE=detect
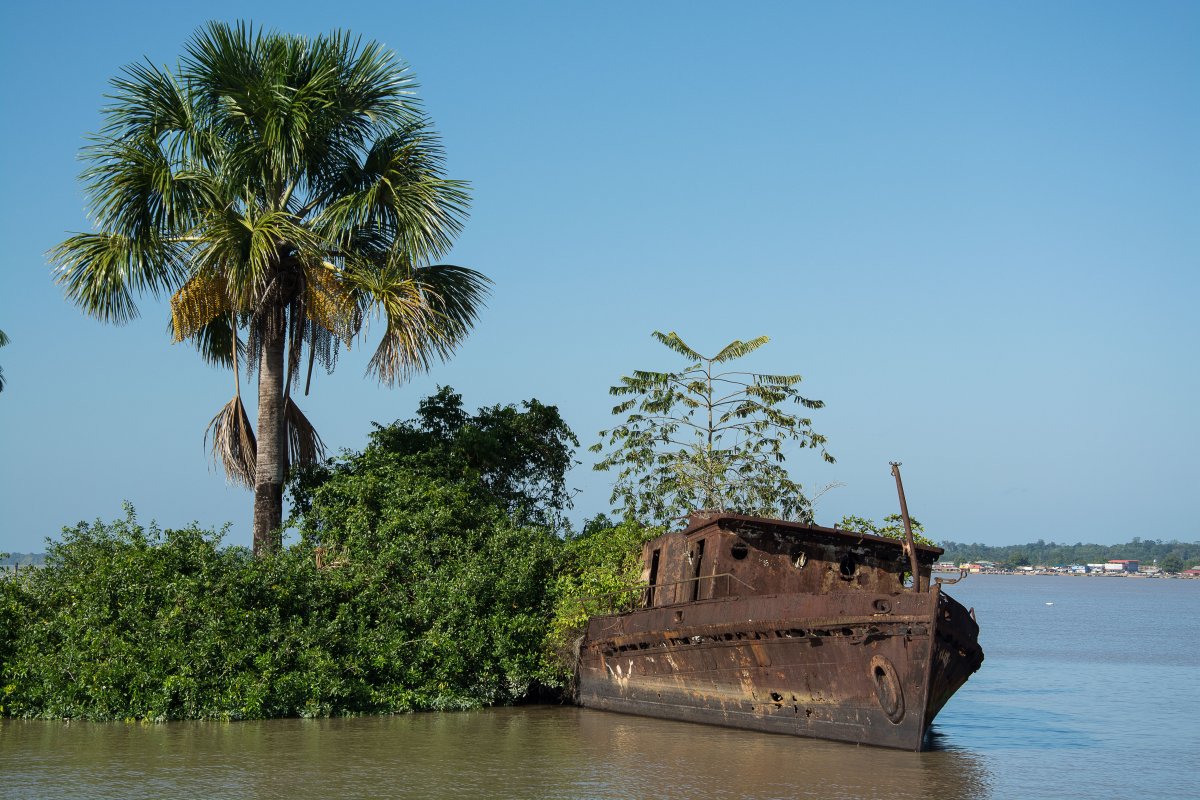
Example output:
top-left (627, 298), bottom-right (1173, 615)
top-left (50, 22), bottom-right (490, 555)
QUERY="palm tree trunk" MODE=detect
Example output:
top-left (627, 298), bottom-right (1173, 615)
top-left (252, 306), bottom-right (286, 556)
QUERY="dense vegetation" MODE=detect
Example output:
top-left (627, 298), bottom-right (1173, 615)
top-left (0, 389), bottom-right (643, 720)
top-left (545, 516), bottom-right (662, 683)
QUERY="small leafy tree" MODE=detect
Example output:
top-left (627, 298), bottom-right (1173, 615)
top-left (838, 514), bottom-right (936, 548)
top-left (289, 386), bottom-right (579, 532)
top-left (591, 331), bottom-right (834, 526)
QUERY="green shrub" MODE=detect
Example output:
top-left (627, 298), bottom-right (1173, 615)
top-left (0, 391), bottom-right (670, 720)
top-left (543, 516), bottom-right (662, 684)
top-left (0, 490), bottom-right (562, 721)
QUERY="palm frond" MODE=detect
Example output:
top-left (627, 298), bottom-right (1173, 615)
top-left (194, 208), bottom-right (318, 305)
top-left (50, 233), bottom-right (186, 323)
top-left (169, 313), bottom-right (244, 369)
top-left (310, 118), bottom-right (469, 261)
top-left (80, 134), bottom-right (194, 238)
top-left (301, 319), bottom-right (341, 394)
top-left (350, 261), bottom-right (490, 386)
top-left (408, 262), bottom-right (491, 344)
top-left (103, 59), bottom-right (196, 142)
top-left (320, 29), bottom-right (417, 125)
top-left (204, 395), bottom-right (257, 486)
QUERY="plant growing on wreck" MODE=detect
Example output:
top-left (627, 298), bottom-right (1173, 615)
top-left (544, 516), bottom-right (662, 682)
top-left (49, 21), bottom-right (489, 555)
top-left (591, 331), bottom-right (834, 526)
top-left (837, 514), bottom-right (936, 548)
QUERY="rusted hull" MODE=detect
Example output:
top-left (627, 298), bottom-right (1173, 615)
top-left (576, 588), bottom-right (982, 751)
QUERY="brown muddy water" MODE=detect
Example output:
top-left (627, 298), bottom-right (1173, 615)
top-left (0, 708), bottom-right (985, 800)
top-left (2, 575), bottom-right (1197, 799)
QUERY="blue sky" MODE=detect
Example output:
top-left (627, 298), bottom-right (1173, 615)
top-left (1, 1), bottom-right (1196, 551)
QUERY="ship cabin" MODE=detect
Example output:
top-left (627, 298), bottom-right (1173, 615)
top-left (639, 513), bottom-right (944, 608)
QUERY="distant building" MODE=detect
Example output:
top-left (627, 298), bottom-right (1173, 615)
top-left (1107, 559), bottom-right (1139, 573)
top-left (1182, 569), bottom-right (1200, 577)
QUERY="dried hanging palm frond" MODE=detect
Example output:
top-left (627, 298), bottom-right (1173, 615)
top-left (303, 323), bottom-right (340, 395)
top-left (170, 270), bottom-right (231, 342)
top-left (205, 395), bottom-right (257, 486)
top-left (285, 297), bottom-right (307, 394)
top-left (284, 396), bottom-right (326, 470)
top-left (247, 274), bottom-right (290, 349)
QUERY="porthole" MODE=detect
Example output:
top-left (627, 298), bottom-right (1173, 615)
top-left (839, 553), bottom-right (858, 578)
top-left (869, 655), bottom-right (906, 724)
top-left (731, 542), bottom-right (748, 560)
top-left (790, 547), bottom-right (807, 569)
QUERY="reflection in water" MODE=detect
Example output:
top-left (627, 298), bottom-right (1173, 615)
top-left (1, 707), bottom-right (990, 800)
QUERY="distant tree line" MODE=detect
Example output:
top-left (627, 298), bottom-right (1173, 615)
top-left (0, 553), bottom-right (45, 568)
top-left (937, 538), bottom-right (1200, 570)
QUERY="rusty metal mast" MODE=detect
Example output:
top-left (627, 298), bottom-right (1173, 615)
top-left (890, 462), bottom-right (922, 592)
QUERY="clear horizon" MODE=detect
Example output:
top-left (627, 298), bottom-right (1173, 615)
top-left (1, 1), bottom-right (1196, 551)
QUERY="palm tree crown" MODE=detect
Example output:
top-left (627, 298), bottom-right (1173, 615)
top-left (50, 22), bottom-right (490, 553)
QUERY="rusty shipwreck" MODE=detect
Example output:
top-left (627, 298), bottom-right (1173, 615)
top-left (574, 472), bottom-right (983, 751)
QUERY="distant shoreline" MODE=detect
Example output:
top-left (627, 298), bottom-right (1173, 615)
top-left (934, 568), bottom-right (1198, 580)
